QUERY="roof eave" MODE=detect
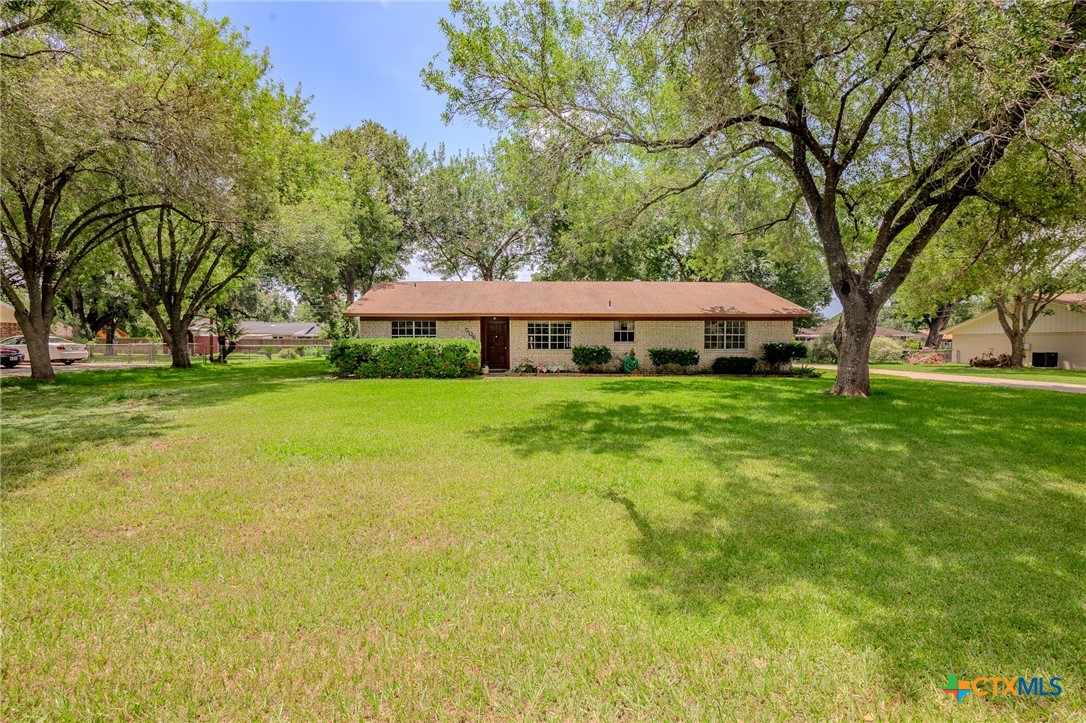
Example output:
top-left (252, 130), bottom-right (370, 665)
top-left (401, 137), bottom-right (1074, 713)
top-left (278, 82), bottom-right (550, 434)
top-left (345, 311), bottom-right (812, 320)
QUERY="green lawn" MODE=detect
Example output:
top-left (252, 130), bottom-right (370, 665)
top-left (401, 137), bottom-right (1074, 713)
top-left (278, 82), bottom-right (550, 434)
top-left (869, 361), bottom-right (1086, 385)
top-left (3, 362), bottom-right (1084, 719)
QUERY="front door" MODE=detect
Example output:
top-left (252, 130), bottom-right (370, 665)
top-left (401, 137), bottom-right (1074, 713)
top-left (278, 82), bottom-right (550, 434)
top-left (483, 318), bottom-right (509, 370)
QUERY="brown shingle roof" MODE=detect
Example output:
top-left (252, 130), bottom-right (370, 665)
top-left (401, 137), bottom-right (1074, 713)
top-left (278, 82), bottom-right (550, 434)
top-left (344, 281), bottom-right (811, 319)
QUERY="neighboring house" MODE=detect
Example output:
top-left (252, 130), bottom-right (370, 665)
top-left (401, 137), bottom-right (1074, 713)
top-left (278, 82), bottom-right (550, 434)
top-left (0, 300), bottom-right (18, 339)
top-left (344, 281), bottom-right (811, 371)
top-left (187, 320), bottom-right (324, 354)
top-left (235, 321), bottom-right (323, 345)
top-left (795, 323), bottom-right (925, 344)
top-left (945, 293), bottom-right (1086, 368)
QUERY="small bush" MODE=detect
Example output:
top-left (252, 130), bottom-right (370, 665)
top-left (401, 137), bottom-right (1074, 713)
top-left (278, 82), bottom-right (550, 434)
top-left (809, 332), bottom-right (838, 363)
top-left (328, 338), bottom-right (480, 378)
top-left (647, 348), bottom-right (700, 368)
top-left (711, 356), bottom-right (758, 375)
top-left (571, 345), bottom-right (614, 371)
top-left (906, 351), bottom-right (946, 365)
top-left (260, 346), bottom-right (276, 360)
top-left (762, 342), bottom-right (808, 369)
top-left (278, 348), bottom-right (299, 359)
top-left (869, 336), bottom-right (907, 363)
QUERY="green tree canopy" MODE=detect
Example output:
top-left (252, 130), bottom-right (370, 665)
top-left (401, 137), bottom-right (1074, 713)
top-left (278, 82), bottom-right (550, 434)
top-left (425, 0), bottom-right (1086, 395)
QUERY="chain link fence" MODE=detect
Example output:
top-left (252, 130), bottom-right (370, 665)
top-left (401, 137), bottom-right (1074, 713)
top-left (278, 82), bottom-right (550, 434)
top-left (81, 341), bottom-right (332, 365)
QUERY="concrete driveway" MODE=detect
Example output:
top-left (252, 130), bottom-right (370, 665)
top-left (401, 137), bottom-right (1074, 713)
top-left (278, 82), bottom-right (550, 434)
top-left (811, 364), bottom-right (1086, 394)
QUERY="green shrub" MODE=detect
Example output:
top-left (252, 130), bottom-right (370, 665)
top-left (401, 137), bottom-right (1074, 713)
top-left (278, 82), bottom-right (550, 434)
top-left (647, 348), bottom-right (700, 368)
top-left (809, 332), bottom-right (838, 363)
top-left (762, 342), bottom-right (808, 369)
top-left (869, 335), bottom-right (906, 363)
top-left (571, 345), bottom-right (614, 371)
top-left (260, 346), bottom-right (276, 360)
top-left (711, 356), bottom-right (758, 375)
top-left (328, 338), bottom-right (480, 378)
top-left (278, 348), bottom-right (299, 360)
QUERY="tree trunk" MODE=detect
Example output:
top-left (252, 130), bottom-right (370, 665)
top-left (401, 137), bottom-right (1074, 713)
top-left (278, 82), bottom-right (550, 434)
top-left (166, 325), bottom-right (192, 369)
top-left (11, 289), bottom-right (57, 381)
top-left (831, 303), bottom-right (878, 397)
top-left (994, 297), bottom-right (1027, 368)
top-left (925, 301), bottom-right (958, 347)
top-left (1009, 332), bottom-right (1026, 368)
top-left (22, 316), bottom-right (56, 380)
top-left (69, 288), bottom-right (92, 341)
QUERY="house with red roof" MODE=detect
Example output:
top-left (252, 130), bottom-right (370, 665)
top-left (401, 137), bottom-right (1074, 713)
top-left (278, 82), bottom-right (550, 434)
top-left (344, 281), bottom-right (811, 371)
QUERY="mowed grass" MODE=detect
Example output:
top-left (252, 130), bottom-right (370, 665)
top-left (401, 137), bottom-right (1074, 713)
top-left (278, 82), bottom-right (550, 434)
top-left (870, 361), bottom-right (1086, 385)
top-left (2, 361), bottom-right (1084, 720)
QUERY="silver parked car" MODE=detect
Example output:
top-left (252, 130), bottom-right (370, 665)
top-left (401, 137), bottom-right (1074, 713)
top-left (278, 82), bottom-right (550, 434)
top-left (0, 336), bottom-right (90, 365)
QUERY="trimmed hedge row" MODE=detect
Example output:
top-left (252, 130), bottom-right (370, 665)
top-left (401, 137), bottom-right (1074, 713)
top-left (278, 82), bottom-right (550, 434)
top-left (762, 341), bottom-right (808, 368)
top-left (647, 347), bottom-right (700, 368)
top-left (711, 356), bottom-right (758, 374)
top-left (328, 338), bottom-right (480, 378)
top-left (572, 345), bottom-right (614, 370)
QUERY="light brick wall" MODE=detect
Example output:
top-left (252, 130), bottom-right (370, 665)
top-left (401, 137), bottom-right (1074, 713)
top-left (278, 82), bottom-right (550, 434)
top-left (1, 322), bottom-right (20, 340)
top-left (358, 320), bottom-right (480, 341)
top-left (356, 318), bottom-right (794, 370)
top-left (508, 319), bottom-right (793, 370)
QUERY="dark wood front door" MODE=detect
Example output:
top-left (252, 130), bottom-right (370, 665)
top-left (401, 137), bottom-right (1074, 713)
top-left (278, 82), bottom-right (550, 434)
top-left (483, 318), bottom-right (510, 370)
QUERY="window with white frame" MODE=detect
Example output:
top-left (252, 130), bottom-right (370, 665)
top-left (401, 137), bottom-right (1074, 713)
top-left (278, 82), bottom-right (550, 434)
top-left (391, 320), bottom-right (437, 338)
top-left (527, 322), bottom-right (572, 349)
top-left (613, 320), bottom-right (635, 343)
top-left (704, 320), bottom-right (746, 350)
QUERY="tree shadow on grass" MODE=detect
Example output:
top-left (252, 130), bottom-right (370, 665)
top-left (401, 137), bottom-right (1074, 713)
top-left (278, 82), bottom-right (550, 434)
top-left (479, 376), bottom-right (1086, 700)
top-left (1, 361), bottom-right (330, 493)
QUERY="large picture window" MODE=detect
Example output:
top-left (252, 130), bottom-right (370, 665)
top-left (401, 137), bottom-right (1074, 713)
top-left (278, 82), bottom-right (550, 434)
top-left (391, 320), bottom-right (437, 338)
top-left (613, 321), bottom-right (635, 343)
top-left (704, 320), bottom-right (746, 350)
top-left (528, 322), bottom-right (572, 350)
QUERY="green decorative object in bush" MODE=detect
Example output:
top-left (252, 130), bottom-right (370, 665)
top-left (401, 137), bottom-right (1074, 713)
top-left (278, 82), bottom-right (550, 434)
top-left (647, 348), bottom-right (700, 368)
top-left (328, 338), bottom-right (481, 378)
top-left (762, 342), bottom-right (808, 369)
top-left (571, 345), bottom-right (613, 371)
top-left (711, 356), bottom-right (758, 375)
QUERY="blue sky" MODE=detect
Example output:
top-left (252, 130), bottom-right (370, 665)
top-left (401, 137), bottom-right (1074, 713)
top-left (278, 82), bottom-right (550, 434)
top-left (208, 1), bottom-right (493, 152)
top-left (208, 1), bottom-right (508, 281)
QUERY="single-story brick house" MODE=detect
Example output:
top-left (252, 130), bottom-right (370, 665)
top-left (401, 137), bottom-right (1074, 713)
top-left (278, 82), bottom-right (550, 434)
top-left (344, 281), bottom-right (811, 371)
top-left (945, 293), bottom-right (1086, 368)
top-left (795, 322), bottom-right (926, 344)
top-left (187, 320), bottom-right (325, 354)
top-left (1, 300), bottom-right (19, 339)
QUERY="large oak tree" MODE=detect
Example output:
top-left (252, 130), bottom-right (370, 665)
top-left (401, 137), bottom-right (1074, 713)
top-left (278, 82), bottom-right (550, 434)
top-left (425, 0), bottom-right (1086, 395)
